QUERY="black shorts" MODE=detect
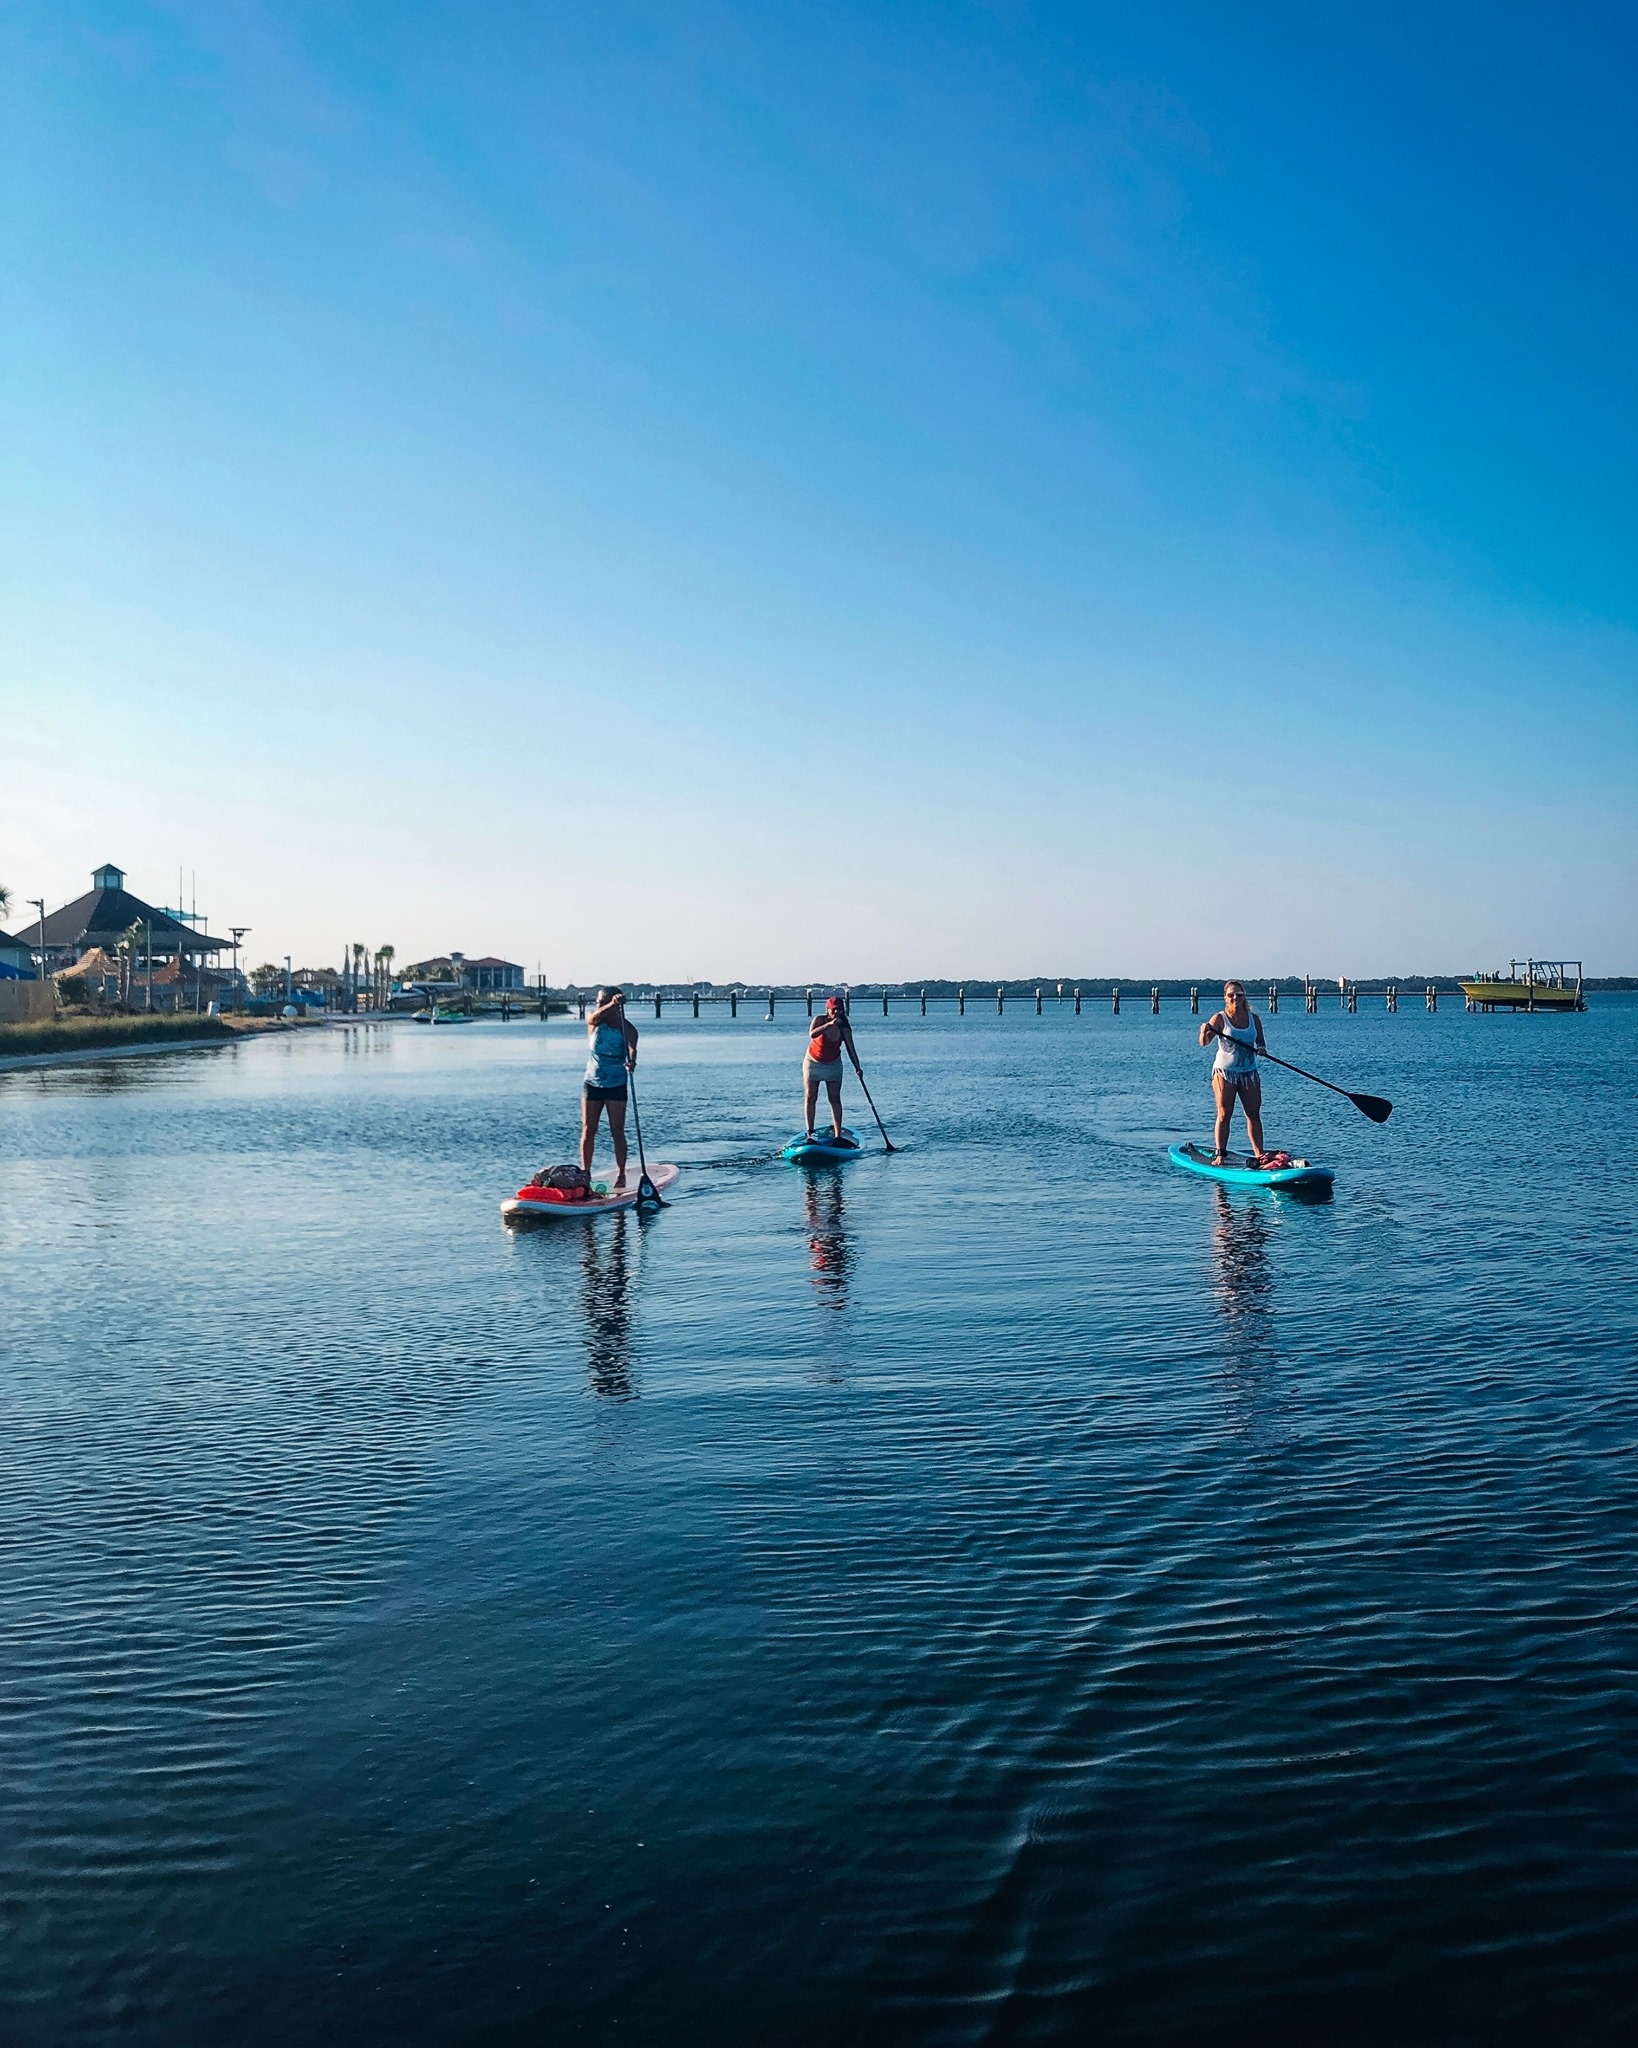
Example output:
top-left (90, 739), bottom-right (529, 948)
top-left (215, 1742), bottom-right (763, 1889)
top-left (583, 1082), bottom-right (628, 1104)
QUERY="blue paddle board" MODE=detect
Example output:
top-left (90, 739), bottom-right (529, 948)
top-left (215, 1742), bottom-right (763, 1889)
top-left (780, 1128), bottom-right (864, 1165)
top-left (1168, 1142), bottom-right (1334, 1191)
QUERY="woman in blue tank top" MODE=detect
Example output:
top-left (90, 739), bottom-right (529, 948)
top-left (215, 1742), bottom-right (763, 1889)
top-left (581, 987), bottom-right (639, 1183)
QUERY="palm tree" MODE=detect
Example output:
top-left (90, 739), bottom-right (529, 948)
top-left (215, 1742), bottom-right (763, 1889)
top-left (0, 882), bottom-right (11, 924)
top-left (117, 921), bottom-right (143, 1008)
top-left (351, 942), bottom-right (366, 1011)
top-left (376, 945), bottom-right (394, 1008)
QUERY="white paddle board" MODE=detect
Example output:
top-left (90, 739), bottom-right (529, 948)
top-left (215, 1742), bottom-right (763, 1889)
top-left (502, 1161), bottom-right (680, 1220)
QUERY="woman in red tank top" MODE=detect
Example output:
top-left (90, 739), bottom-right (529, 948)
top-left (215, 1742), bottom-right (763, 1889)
top-left (802, 992), bottom-right (859, 1142)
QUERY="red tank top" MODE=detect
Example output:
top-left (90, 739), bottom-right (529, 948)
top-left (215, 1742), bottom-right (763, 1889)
top-left (808, 1018), bottom-right (843, 1062)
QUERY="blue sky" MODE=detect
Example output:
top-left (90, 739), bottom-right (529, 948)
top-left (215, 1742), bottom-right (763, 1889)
top-left (4, 1), bottom-right (1634, 978)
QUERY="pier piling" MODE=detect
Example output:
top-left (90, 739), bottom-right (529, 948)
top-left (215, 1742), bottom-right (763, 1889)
top-left (1036, 987), bottom-right (1043, 1015)
top-left (1427, 985), bottom-right (1437, 1013)
top-left (958, 987), bottom-right (965, 1015)
top-left (1075, 986), bottom-right (1082, 1015)
top-left (996, 986), bottom-right (1005, 1015)
top-left (1268, 984), bottom-right (1278, 1014)
top-left (767, 991), bottom-right (776, 1020)
top-left (1190, 987), bottom-right (1199, 1014)
top-left (1111, 986), bottom-right (1120, 1014)
top-left (920, 988), bottom-right (927, 1016)
top-left (1151, 987), bottom-right (1160, 1014)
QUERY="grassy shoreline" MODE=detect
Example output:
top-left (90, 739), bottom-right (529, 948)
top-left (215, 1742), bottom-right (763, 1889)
top-left (0, 1013), bottom-right (242, 1057)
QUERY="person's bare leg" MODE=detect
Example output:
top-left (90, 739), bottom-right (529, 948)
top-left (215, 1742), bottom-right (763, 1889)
top-left (580, 1096), bottom-right (603, 1174)
top-left (804, 1073), bottom-right (819, 1138)
top-left (1241, 1077), bottom-right (1266, 1160)
top-left (608, 1099), bottom-right (629, 1182)
top-left (826, 1075), bottom-right (844, 1139)
top-left (1212, 1075), bottom-right (1234, 1161)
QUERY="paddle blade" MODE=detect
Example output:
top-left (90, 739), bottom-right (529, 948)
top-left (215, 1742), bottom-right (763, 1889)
top-left (1350, 1092), bottom-right (1393, 1123)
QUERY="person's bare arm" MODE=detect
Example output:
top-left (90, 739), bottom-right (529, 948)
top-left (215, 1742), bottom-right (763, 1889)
top-left (623, 1018), bottom-right (640, 1069)
top-left (589, 995), bottom-right (624, 1028)
top-left (1200, 1012), bottom-right (1226, 1048)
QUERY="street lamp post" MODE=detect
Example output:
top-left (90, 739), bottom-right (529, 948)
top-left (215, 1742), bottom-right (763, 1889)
top-left (285, 956), bottom-right (292, 1007)
top-left (230, 928), bottom-right (249, 1014)
top-left (28, 898), bottom-right (45, 981)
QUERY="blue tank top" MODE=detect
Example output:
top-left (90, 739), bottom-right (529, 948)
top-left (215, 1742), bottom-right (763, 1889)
top-left (585, 1020), bottom-right (628, 1089)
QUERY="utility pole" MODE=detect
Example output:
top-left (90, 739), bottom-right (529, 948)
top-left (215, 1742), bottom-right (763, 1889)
top-left (285, 956), bottom-right (293, 1007)
top-left (28, 898), bottom-right (45, 980)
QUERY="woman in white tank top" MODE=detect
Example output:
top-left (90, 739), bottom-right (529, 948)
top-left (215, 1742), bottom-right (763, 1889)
top-left (1199, 980), bottom-right (1269, 1164)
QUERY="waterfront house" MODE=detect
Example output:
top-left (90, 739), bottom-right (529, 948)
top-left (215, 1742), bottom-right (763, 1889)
top-left (31, 863), bottom-right (232, 984)
top-left (461, 956), bottom-right (526, 993)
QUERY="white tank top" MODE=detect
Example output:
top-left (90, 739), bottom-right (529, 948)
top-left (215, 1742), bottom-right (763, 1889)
top-left (1213, 1015), bottom-right (1259, 1076)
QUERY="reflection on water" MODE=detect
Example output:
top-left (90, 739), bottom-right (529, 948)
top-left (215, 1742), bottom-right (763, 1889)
top-left (580, 1214), bottom-right (636, 1400)
top-left (803, 1174), bottom-right (853, 1312)
top-left (1210, 1187), bottom-right (1273, 1341)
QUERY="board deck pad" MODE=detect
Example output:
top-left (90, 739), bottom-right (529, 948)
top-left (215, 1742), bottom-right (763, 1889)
top-left (501, 1161), bottom-right (680, 1220)
top-left (1168, 1141), bottom-right (1334, 1190)
top-left (780, 1127), bottom-right (864, 1164)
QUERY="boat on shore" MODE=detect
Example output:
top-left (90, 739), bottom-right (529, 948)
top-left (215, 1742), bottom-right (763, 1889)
top-left (413, 1005), bottom-right (475, 1025)
top-left (1459, 960), bottom-right (1584, 1012)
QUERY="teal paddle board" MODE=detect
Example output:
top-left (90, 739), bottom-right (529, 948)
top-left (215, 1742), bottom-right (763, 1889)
top-left (780, 1128), bottom-right (863, 1165)
top-left (1168, 1142), bottom-right (1334, 1191)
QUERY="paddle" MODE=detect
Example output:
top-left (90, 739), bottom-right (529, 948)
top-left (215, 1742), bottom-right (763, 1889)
top-left (852, 1062), bottom-right (899, 1153)
top-left (1210, 1025), bottom-right (1392, 1123)
top-left (626, 1064), bottom-right (667, 1205)
top-left (835, 995), bottom-right (898, 1152)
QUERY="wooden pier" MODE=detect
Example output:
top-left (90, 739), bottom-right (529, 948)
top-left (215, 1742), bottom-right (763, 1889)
top-left (512, 975), bottom-right (1554, 1023)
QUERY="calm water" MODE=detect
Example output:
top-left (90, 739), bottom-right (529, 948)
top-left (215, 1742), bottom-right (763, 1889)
top-left (3, 1000), bottom-right (1637, 2043)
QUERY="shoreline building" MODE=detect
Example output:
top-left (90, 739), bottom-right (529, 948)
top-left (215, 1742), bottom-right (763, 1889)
top-left (31, 862), bottom-right (240, 1011)
top-left (400, 953), bottom-right (526, 995)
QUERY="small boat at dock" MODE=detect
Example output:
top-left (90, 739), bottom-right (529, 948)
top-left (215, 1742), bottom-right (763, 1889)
top-left (1459, 960), bottom-right (1584, 1012)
